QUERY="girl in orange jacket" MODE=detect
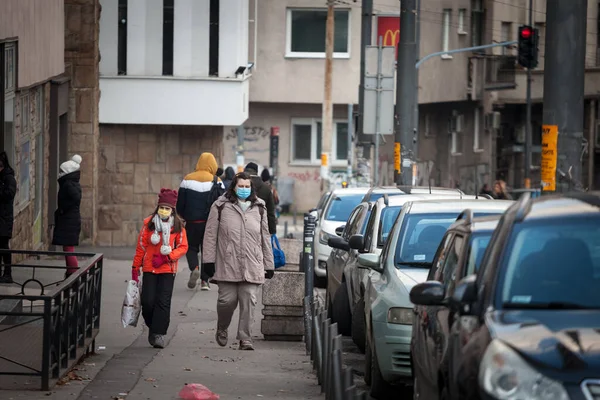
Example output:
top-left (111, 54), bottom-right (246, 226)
top-left (131, 188), bottom-right (188, 348)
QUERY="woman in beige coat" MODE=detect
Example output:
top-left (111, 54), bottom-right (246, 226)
top-left (203, 172), bottom-right (275, 350)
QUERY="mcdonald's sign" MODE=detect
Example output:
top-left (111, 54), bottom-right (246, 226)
top-left (376, 16), bottom-right (400, 57)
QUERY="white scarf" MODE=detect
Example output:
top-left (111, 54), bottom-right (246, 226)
top-left (150, 214), bottom-right (173, 255)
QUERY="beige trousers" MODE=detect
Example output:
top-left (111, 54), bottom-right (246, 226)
top-left (216, 282), bottom-right (260, 341)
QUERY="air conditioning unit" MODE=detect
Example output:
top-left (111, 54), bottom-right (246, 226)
top-left (485, 111), bottom-right (501, 131)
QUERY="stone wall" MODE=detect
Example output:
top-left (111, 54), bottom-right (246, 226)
top-left (64, 0), bottom-right (100, 244)
top-left (10, 83), bottom-right (50, 261)
top-left (97, 124), bottom-right (224, 247)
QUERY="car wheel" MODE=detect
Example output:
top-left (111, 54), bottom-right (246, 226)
top-left (351, 297), bottom-right (366, 353)
top-left (369, 341), bottom-right (394, 399)
top-left (364, 334), bottom-right (373, 386)
top-left (331, 283), bottom-right (352, 335)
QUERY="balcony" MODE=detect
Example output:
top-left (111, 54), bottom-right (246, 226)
top-left (99, 75), bottom-right (250, 126)
top-left (468, 55), bottom-right (517, 100)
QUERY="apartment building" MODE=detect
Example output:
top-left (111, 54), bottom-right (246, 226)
top-left (97, 0), bottom-right (251, 245)
top-left (0, 1), bottom-right (66, 252)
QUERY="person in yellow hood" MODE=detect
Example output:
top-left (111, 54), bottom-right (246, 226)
top-left (176, 153), bottom-right (225, 290)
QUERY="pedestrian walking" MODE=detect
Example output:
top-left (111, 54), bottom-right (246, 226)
top-left (260, 168), bottom-right (280, 206)
top-left (52, 154), bottom-right (83, 278)
top-left (0, 151), bottom-right (17, 284)
top-left (203, 172), bottom-right (275, 350)
top-left (176, 152), bottom-right (224, 291)
top-left (131, 188), bottom-right (189, 348)
top-left (222, 166), bottom-right (235, 190)
top-left (243, 162), bottom-right (277, 234)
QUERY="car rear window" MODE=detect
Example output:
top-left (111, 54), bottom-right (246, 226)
top-left (498, 216), bottom-right (600, 309)
top-left (324, 194), bottom-right (365, 222)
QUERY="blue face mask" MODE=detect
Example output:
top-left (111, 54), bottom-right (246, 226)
top-left (236, 187), bottom-right (251, 200)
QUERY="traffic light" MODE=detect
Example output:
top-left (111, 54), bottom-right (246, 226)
top-left (517, 25), bottom-right (539, 69)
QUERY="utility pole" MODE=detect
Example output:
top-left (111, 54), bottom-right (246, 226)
top-left (395, 0), bottom-right (418, 185)
top-left (321, 0), bottom-right (335, 194)
top-left (357, 0), bottom-right (373, 146)
top-left (542, 0), bottom-right (587, 192)
top-left (347, 103), bottom-right (353, 184)
top-left (523, 0), bottom-right (533, 189)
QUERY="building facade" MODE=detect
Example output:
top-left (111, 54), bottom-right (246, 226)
top-left (0, 0), bottom-right (66, 254)
top-left (97, 0), bottom-right (251, 246)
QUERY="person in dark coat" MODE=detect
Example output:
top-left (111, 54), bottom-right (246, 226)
top-left (222, 167), bottom-right (235, 190)
top-left (243, 162), bottom-right (277, 234)
top-left (52, 155), bottom-right (83, 277)
top-left (0, 151), bottom-right (17, 284)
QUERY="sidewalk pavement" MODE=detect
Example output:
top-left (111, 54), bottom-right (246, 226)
top-left (1, 248), bottom-right (320, 400)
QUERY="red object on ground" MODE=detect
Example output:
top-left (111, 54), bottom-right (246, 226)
top-left (179, 384), bottom-right (220, 400)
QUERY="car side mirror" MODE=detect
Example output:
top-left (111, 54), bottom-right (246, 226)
top-left (450, 274), bottom-right (478, 315)
top-left (409, 281), bottom-right (446, 306)
top-left (309, 209), bottom-right (319, 220)
top-left (335, 225), bottom-right (345, 237)
top-left (357, 253), bottom-right (382, 272)
top-left (328, 236), bottom-right (350, 251)
top-left (348, 234), bottom-right (365, 252)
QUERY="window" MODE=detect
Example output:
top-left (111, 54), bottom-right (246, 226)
top-left (378, 206), bottom-right (402, 247)
top-left (118, 0), bottom-right (128, 75)
top-left (473, 107), bottom-right (483, 152)
top-left (450, 112), bottom-right (464, 156)
top-left (500, 22), bottom-right (511, 55)
top-left (4, 43), bottom-right (16, 92)
top-left (429, 233), bottom-right (455, 281)
top-left (423, 114), bottom-right (433, 137)
top-left (535, 22), bottom-right (545, 63)
top-left (343, 205), bottom-right (364, 241)
top-left (162, 0), bottom-right (174, 76)
top-left (286, 8), bottom-right (350, 58)
top-left (21, 93), bottom-right (29, 134)
top-left (471, 0), bottom-right (484, 47)
top-left (465, 233), bottom-right (492, 276)
top-left (498, 217), bottom-right (600, 308)
top-left (441, 235), bottom-right (464, 294)
top-left (290, 118), bottom-right (349, 164)
top-left (458, 9), bottom-right (467, 34)
top-left (1, 41), bottom-right (16, 165)
top-left (33, 88), bottom-right (44, 246)
top-left (442, 9), bottom-right (452, 56)
top-left (209, 0), bottom-right (220, 76)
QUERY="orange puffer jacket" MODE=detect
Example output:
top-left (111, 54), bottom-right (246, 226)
top-left (133, 216), bottom-right (189, 274)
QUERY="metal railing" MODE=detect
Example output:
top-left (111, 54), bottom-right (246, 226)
top-left (301, 212), bottom-right (368, 399)
top-left (0, 250), bottom-right (103, 390)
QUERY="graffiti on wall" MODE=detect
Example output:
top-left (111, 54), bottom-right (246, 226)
top-left (224, 126), bottom-right (270, 165)
top-left (415, 161), bottom-right (436, 186)
top-left (459, 164), bottom-right (490, 194)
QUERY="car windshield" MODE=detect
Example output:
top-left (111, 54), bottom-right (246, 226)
top-left (465, 232), bottom-right (493, 275)
top-left (498, 217), bottom-right (600, 309)
top-left (324, 194), bottom-right (365, 222)
top-left (378, 206), bottom-right (402, 246)
top-left (395, 211), bottom-right (500, 266)
top-left (395, 213), bottom-right (459, 266)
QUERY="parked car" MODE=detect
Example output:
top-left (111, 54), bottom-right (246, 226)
top-left (409, 192), bottom-right (600, 400)
top-left (357, 198), bottom-right (513, 398)
top-left (313, 188), bottom-right (369, 287)
top-left (309, 191), bottom-right (332, 221)
top-left (410, 212), bottom-right (502, 400)
top-left (326, 193), bottom-right (480, 349)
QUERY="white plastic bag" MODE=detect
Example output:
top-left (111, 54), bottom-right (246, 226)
top-left (121, 280), bottom-right (141, 328)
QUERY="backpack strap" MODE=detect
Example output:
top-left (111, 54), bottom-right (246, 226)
top-left (217, 203), bottom-right (225, 222)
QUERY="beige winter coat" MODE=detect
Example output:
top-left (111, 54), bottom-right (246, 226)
top-left (203, 195), bottom-right (274, 284)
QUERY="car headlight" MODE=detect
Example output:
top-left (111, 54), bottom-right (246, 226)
top-left (319, 230), bottom-right (334, 245)
top-left (387, 307), bottom-right (413, 325)
top-left (479, 339), bottom-right (569, 400)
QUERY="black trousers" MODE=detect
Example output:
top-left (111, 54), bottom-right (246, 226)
top-left (0, 236), bottom-right (11, 275)
top-left (141, 272), bottom-right (175, 335)
top-left (185, 222), bottom-right (215, 281)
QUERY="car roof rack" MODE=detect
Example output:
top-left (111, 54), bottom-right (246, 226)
top-left (456, 208), bottom-right (474, 225)
top-left (514, 192), bottom-right (533, 222)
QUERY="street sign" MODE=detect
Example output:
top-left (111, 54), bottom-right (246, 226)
top-left (363, 45), bottom-right (395, 135)
top-left (541, 124), bottom-right (558, 191)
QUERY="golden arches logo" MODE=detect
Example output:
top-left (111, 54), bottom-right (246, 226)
top-left (383, 29), bottom-right (400, 46)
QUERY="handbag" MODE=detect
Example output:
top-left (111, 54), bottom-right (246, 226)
top-left (271, 234), bottom-right (286, 269)
top-left (121, 280), bottom-right (142, 328)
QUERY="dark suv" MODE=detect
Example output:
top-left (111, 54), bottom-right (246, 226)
top-left (410, 211), bottom-right (502, 400)
top-left (410, 192), bottom-right (600, 400)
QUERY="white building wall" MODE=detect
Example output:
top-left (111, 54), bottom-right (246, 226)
top-left (173, 0), bottom-right (210, 77)
top-left (99, 0), bottom-right (118, 76)
top-left (219, 0), bottom-right (249, 78)
top-left (127, 0), bottom-right (163, 76)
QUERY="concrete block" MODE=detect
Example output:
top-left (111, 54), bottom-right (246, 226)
top-left (261, 316), bottom-right (304, 341)
top-left (262, 271), bottom-right (305, 307)
top-left (279, 238), bottom-right (302, 265)
top-left (262, 305), bottom-right (304, 317)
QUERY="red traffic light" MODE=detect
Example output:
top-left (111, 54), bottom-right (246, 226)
top-left (520, 27), bottom-right (533, 39)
